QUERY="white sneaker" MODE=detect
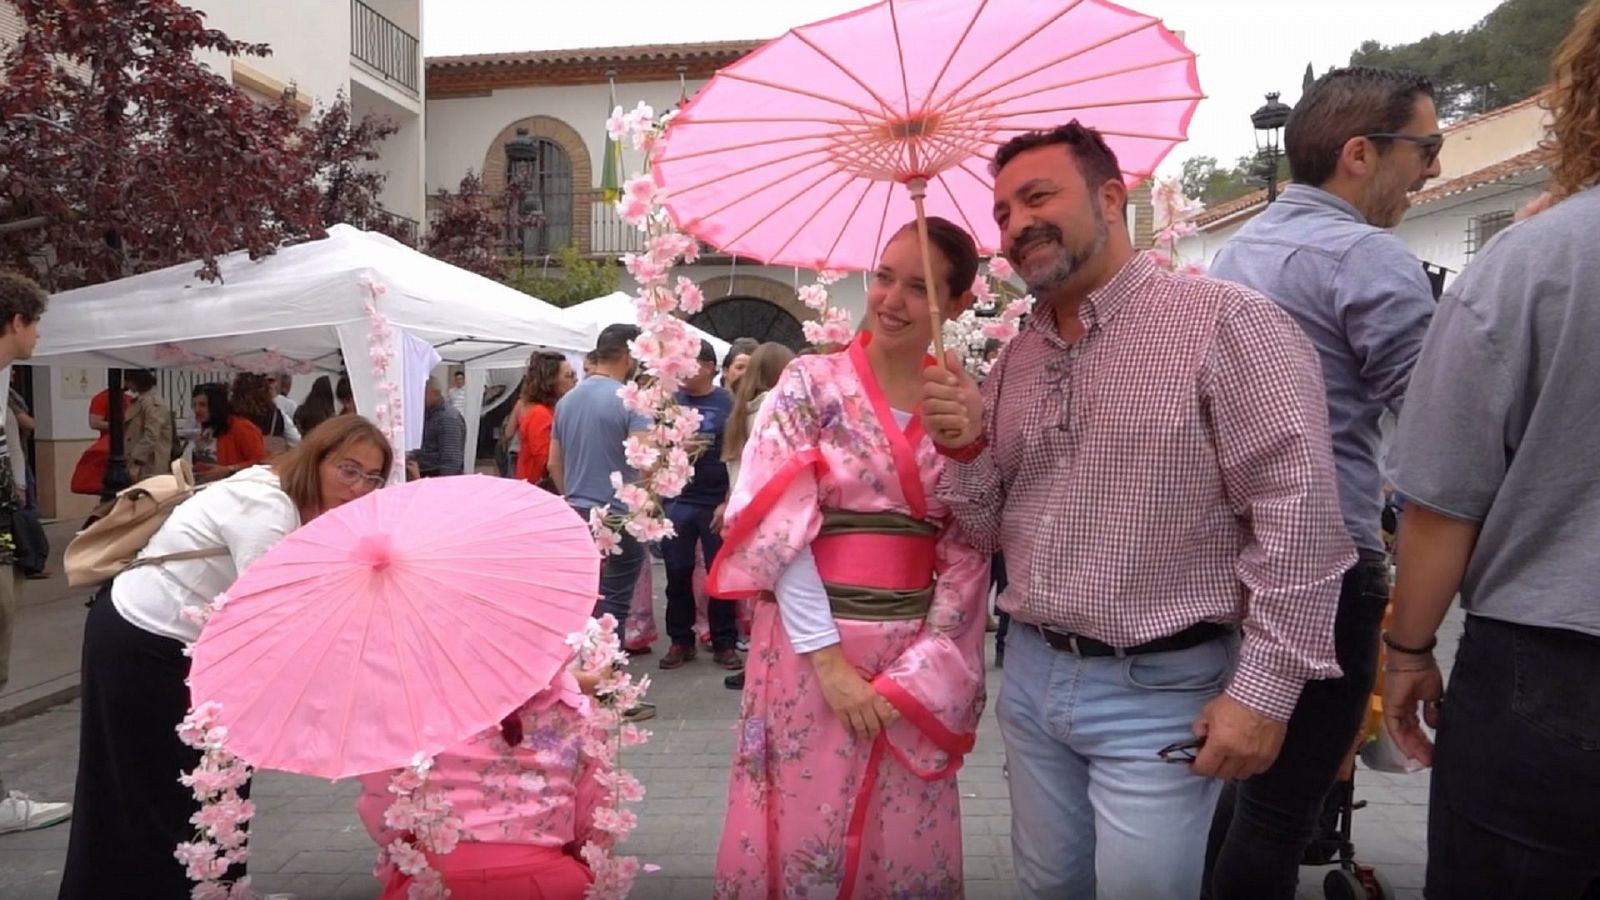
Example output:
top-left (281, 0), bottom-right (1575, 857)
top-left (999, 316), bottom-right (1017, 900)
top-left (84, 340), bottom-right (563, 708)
top-left (0, 791), bottom-right (73, 834)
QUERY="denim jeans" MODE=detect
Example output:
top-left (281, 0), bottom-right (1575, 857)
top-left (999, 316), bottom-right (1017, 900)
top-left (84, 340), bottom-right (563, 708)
top-left (580, 504), bottom-right (645, 639)
top-left (998, 622), bottom-right (1234, 899)
top-left (1425, 615), bottom-right (1600, 899)
top-left (1204, 552), bottom-right (1389, 899)
top-left (661, 500), bottom-right (737, 652)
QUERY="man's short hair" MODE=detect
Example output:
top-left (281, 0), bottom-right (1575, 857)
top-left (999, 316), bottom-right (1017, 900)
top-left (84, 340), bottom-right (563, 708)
top-left (0, 271), bottom-right (48, 334)
top-left (697, 339), bottom-right (718, 365)
top-left (595, 323), bottom-right (641, 364)
top-left (1286, 66), bottom-right (1435, 187)
top-left (991, 120), bottom-right (1125, 211)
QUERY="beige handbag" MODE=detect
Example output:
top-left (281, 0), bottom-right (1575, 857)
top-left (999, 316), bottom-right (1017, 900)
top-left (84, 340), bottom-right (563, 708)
top-left (64, 459), bottom-right (226, 587)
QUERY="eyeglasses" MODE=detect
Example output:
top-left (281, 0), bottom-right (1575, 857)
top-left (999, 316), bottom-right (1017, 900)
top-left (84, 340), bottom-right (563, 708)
top-left (1158, 736), bottom-right (1205, 764)
top-left (333, 461), bottom-right (386, 494)
top-left (1361, 132), bottom-right (1445, 166)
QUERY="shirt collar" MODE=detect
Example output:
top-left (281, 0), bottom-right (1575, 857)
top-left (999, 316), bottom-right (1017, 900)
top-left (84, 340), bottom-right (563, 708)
top-left (1027, 251), bottom-right (1159, 343)
top-left (1275, 183), bottom-right (1370, 225)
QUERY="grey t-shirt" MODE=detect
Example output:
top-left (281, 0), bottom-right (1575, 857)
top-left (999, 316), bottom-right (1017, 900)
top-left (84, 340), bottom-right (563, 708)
top-left (552, 375), bottom-right (651, 512)
top-left (1392, 185), bottom-right (1600, 637)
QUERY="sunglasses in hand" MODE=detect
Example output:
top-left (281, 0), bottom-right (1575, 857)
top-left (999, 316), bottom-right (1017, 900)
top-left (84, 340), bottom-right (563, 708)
top-left (1158, 736), bottom-right (1206, 764)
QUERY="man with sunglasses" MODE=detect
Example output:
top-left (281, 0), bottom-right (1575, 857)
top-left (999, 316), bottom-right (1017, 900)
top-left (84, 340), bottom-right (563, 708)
top-left (1202, 66), bottom-right (1442, 899)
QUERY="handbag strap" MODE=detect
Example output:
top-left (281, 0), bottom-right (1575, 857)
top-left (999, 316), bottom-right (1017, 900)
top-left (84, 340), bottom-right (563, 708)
top-left (127, 546), bottom-right (230, 570)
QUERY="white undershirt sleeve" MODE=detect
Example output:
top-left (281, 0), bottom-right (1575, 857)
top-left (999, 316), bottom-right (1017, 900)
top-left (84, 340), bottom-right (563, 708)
top-left (776, 545), bottom-right (840, 654)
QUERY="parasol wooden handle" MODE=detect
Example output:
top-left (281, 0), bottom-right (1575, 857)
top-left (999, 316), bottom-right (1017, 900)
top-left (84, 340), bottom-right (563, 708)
top-left (906, 178), bottom-right (947, 366)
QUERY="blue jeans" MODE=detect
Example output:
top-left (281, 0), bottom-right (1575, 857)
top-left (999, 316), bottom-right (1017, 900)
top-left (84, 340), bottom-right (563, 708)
top-left (998, 622), bottom-right (1234, 899)
top-left (578, 504), bottom-right (645, 639)
top-left (661, 501), bottom-right (737, 652)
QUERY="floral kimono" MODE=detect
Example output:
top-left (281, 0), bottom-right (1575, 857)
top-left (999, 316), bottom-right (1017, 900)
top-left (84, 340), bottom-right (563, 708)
top-left (356, 674), bottom-right (602, 899)
top-left (708, 334), bottom-right (989, 899)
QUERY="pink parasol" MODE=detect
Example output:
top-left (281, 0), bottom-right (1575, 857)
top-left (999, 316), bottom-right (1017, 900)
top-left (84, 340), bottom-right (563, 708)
top-left (652, 0), bottom-right (1201, 355)
top-left (187, 475), bottom-right (599, 780)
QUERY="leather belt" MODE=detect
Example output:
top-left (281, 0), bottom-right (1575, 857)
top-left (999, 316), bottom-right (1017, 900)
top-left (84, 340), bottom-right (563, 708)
top-left (1035, 621), bottom-right (1234, 658)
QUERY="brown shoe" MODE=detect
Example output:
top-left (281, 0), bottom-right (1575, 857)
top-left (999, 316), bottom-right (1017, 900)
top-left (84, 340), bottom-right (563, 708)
top-left (658, 644), bottom-right (697, 670)
top-left (713, 649), bottom-right (745, 671)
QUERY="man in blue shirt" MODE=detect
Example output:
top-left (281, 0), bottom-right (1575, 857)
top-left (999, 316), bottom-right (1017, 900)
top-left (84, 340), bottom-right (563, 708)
top-left (658, 340), bottom-right (741, 671)
top-left (1203, 67), bottom-right (1441, 899)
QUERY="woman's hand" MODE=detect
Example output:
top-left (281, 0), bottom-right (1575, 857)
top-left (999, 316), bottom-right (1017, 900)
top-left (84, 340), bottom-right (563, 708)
top-left (808, 646), bottom-right (898, 741)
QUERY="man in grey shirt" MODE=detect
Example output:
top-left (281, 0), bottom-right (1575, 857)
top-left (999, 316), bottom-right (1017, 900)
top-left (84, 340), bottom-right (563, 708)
top-left (1204, 67), bottom-right (1441, 899)
top-left (1383, 25), bottom-right (1600, 889)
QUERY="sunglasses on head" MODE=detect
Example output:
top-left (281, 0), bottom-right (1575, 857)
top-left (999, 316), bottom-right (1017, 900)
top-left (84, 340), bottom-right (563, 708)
top-left (1360, 132), bottom-right (1444, 165)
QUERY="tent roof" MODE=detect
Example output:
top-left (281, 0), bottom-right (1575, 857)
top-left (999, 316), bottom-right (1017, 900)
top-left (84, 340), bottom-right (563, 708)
top-left (560, 291), bottom-right (732, 362)
top-left (26, 225), bottom-right (595, 371)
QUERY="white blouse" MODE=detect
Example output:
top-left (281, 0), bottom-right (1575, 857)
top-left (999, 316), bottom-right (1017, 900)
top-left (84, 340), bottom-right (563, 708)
top-left (111, 466), bottom-right (301, 644)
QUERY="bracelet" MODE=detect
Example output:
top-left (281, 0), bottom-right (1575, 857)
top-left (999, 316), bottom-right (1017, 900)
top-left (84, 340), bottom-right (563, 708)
top-left (937, 435), bottom-right (987, 463)
top-left (1381, 630), bottom-right (1437, 655)
top-left (1383, 660), bottom-right (1438, 673)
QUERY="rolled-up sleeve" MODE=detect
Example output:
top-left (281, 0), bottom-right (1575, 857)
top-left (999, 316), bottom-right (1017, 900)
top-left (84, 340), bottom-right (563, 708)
top-left (1207, 294), bottom-right (1356, 721)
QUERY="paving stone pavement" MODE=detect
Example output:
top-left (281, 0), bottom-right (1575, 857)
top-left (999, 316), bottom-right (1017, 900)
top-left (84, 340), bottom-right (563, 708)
top-left (0, 562), bottom-right (1458, 900)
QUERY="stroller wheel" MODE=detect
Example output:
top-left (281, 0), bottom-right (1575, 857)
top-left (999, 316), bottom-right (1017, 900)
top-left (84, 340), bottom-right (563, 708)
top-left (1323, 869), bottom-right (1365, 900)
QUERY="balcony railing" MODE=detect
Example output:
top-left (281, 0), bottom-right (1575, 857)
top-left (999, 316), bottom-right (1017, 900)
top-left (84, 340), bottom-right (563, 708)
top-left (351, 0), bottom-right (418, 95)
top-left (588, 192), bottom-right (649, 258)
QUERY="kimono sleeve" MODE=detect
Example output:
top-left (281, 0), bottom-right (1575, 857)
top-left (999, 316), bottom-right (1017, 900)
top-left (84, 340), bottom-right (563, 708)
top-left (707, 362), bottom-right (828, 599)
top-left (873, 518), bottom-right (990, 777)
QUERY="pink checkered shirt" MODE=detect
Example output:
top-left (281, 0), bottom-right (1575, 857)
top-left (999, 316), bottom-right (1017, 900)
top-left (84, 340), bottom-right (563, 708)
top-left (941, 253), bottom-right (1355, 721)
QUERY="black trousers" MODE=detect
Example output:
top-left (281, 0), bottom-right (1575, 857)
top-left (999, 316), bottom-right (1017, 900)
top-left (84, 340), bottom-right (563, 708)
top-left (1203, 551), bottom-right (1390, 900)
top-left (1425, 615), bottom-right (1600, 899)
top-left (58, 591), bottom-right (239, 900)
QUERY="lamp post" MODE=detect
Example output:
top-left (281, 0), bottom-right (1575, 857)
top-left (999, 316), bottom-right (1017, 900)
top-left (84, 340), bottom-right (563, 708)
top-left (503, 127), bottom-right (539, 277)
top-left (1250, 92), bottom-right (1292, 203)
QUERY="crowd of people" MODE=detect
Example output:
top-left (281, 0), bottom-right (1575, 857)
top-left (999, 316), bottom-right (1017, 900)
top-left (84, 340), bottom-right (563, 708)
top-left (0, 3), bottom-right (1596, 897)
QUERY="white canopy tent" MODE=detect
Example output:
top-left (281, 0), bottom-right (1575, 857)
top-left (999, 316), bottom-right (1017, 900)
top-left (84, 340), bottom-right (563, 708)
top-left (559, 292), bottom-right (732, 363)
top-left (27, 224), bottom-right (595, 468)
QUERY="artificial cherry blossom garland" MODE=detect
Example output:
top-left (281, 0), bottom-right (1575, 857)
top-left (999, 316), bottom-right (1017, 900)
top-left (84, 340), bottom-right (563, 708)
top-left (1148, 176), bottom-right (1208, 275)
top-left (151, 343), bottom-right (318, 376)
top-left (943, 256), bottom-right (1035, 379)
top-left (566, 614), bottom-right (653, 898)
top-left (371, 755), bottom-right (464, 900)
top-left (359, 277), bottom-right (407, 484)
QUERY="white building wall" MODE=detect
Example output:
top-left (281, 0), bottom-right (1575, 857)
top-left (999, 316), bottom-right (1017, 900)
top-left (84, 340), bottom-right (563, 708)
top-left (1392, 182), bottom-right (1544, 283)
top-left (191, 0), bottom-right (354, 108)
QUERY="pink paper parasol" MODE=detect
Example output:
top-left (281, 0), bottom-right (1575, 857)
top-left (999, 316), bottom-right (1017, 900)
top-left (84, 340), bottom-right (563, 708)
top-left (187, 474), bottom-right (600, 780)
top-left (652, 0), bottom-right (1201, 355)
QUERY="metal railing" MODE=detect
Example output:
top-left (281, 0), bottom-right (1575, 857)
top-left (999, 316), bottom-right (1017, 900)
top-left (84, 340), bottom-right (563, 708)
top-left (586, 191), bottom-right (649, 257)
top-left (351, 0), bottom-right (419, 94)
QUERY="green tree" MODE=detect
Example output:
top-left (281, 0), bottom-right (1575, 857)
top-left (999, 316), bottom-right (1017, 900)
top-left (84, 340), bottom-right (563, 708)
top-left (1349, 0), bottom-right (1585, 119)
top-left (504, 243), bottom-right (618, 308)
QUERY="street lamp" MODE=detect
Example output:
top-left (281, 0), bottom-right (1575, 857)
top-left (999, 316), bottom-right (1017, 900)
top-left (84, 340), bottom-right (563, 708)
top-left (504, 127), bottom-right (539, 275)
top-left (1250, 92), bottom-right (1292, 203)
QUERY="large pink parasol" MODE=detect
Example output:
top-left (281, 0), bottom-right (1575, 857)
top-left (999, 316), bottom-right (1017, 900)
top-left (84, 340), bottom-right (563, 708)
top-left (187, 475), bottom-right (600, 780)
top-left (652, 0), bottom-right (1201, 354)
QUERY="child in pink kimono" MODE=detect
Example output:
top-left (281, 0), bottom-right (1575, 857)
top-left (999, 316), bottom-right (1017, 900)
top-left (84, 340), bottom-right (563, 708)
top-left (708, 218), bottom-right (990, 899)
top-left (357, 671), bottom-right (602, 899)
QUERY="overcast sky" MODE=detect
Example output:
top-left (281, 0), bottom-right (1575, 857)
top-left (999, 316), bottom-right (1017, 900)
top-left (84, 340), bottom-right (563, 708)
top-left (424, 0), bottom-right (1506, 176)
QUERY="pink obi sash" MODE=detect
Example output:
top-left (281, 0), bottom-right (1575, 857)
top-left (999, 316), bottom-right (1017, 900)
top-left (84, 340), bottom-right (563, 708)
top-left (809, 510), bottom-right (940, 621)
top-left (380, 843), bottom-right (592, 900)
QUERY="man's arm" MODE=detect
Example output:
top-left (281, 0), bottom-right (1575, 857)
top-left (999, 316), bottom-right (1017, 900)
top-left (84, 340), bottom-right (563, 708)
top-left (1336, 235), bottom-right (1436, 414)
top-left (1195, 294), bottom-right (1355, 779)
top-left (410, 419), bottom-right (443, 476)
top-left (548, 436), bottom-right (565, 494)
top-left (924, 350), bottom-right (1007, 554)
top-left (440, 415), bottom-right (467, 475)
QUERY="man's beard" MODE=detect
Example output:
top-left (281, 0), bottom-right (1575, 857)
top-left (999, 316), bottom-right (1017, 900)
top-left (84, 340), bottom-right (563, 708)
top-left (1362, 172), bottom-right (1413, 228)
top-left (1010, 216), bottom-right (1109, 296)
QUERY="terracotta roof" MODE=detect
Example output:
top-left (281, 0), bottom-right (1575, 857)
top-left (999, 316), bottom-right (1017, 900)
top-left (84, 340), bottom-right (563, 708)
top-left (426, 40), bottom-right (765, 69)
top-left (1187, 93), bottom-right (1550, 230)
top-left (1409, 147), bottom-right (1550, 207)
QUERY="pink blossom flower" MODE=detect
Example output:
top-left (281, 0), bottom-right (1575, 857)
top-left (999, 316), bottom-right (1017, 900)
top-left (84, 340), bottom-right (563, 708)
top-left (623, 174), bottom-right (656, 205)
top-left (625, 514), bottom-right (675, 543)
top-left (623, 253), bottom-right (667, 286)
top-left (386, 838), bottom-right (429, 876)
top-left (407, 866), bottom-right (447, 900)
top-left (605, 105), bottom-right (628, 141)
top-left (1180, 261), bottom-right (1208, 276)
top-left (981, 320), bottom-right (1021, 342)
top-left (817, 269), bottom-right (846, 285)
top-left (623, 437), bottom-right (660, 470)
top-left (617, 196), bottom-right (651, 228)
top-left (593, 527), bottom-right (622, 557)
top-left (970, 274), bottom-right (994, 306)
top-left (622, 101), bottom-right (655, 136)
top-left (675, 277), bottom-right (705, 313)
top-left (986, 256), bottom-right (1014, 280)
top-left (797, 283), bottom-right (829, 311)
top-left (191, 881), bottom-right (232, 900)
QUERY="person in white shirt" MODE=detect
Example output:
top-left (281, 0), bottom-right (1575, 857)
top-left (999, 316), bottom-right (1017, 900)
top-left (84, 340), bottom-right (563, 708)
top-left (269, 373), bottom-right (302, 448)
top-left (447, 369), bottom-right (468, 414)
top-left (58, 416), bottom-right (393, 900)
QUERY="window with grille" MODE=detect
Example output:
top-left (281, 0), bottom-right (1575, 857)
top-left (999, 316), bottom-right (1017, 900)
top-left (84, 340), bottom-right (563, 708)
top-left (504, 138), bottom-right (573, 257)
top-left (1465, 210), bottom-right (1514, 256)
top-left (688, 298), bottom-right (807, 351)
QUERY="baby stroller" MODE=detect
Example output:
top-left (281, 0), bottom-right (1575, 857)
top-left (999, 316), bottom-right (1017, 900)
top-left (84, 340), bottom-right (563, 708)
top-left (1303, 496), bottom-right (1404, 900)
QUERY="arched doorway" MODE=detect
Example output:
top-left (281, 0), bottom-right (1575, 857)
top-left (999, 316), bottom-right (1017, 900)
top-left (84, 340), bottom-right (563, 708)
top-left (689, 297), bottom-right (806, 350)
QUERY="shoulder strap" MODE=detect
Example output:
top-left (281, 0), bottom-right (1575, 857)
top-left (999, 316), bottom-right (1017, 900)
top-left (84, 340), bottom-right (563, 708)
top-left (127, 546), bottom-right (230, 570)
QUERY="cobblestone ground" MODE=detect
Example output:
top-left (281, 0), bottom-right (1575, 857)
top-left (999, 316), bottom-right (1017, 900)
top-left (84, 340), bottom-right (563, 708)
top-left (0, 569), bottom-right (1457, 900)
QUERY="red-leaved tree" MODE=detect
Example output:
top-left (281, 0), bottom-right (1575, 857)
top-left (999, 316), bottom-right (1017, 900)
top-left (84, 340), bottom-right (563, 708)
top-left (421, 172), bottom-right (505, 281)
top-left (308, 89), bottom-right (414, 245)
top-left (0, 0), bottom-right (403, 289)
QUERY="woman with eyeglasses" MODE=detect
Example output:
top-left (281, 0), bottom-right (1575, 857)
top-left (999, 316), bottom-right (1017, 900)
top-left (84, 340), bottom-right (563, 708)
top-left (59, 415), bottom-right (393, 900)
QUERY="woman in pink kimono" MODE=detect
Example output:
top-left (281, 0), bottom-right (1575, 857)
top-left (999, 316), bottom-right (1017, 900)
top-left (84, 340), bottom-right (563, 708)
top-left (356, 670), bottom-right (603, 899)
top-left (709, 218), bottom-right (989, 899)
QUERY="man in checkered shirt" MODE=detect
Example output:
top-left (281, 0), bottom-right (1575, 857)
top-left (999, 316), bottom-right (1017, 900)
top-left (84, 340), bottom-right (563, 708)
top-left (923, 122), bottom-right (1355, 898)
